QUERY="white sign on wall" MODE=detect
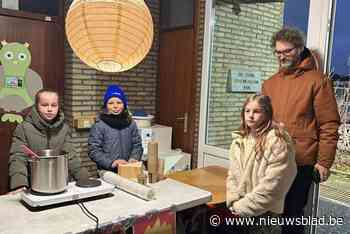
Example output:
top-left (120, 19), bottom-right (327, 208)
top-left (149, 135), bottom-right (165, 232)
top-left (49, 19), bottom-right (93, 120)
top-left (227, 67), bottom-right (262, 93)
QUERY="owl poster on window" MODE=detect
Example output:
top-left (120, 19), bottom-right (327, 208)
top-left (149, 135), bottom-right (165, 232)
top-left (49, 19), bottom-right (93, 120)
top-left (0, 40), bottom-right (43, 123)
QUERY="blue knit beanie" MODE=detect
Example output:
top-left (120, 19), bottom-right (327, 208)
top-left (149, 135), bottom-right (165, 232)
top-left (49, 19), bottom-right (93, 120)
top-left (103, 85), bottom-right (128, 108)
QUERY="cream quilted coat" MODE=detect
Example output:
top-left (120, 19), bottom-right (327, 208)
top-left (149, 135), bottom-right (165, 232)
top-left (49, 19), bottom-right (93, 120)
top-left (226, 129), bottom-right (297, 217)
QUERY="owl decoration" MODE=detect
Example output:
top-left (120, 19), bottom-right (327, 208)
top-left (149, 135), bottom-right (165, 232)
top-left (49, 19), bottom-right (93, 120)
top-left (0, 41), bottom-right (43, 123)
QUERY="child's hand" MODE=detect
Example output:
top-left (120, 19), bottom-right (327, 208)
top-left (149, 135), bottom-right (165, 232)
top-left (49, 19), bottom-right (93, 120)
top-left (128, 158), bottom-right (139, 163)
top-left (7, 186), bottom-right (27, 195)
top-left (112, 159), bottom-right (128, 168)
top-left (229, 206), bottom-right (239, 217)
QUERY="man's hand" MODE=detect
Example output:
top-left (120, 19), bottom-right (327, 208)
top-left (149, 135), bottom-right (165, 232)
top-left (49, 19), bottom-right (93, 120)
top-left (128, 158), bottom-right (139, 163)
top-left (314, 163), bottom-right (330, 182)
top-left (111, 159), bottom-right (128, 168)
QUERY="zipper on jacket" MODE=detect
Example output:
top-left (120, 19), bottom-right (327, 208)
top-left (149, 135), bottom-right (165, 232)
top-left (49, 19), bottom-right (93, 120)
top-left (46, 130), bottom-right (51, 149)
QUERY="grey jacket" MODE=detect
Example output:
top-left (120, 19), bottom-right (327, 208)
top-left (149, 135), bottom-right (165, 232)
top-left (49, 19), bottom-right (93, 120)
top-left (88, 117), bottom-right (143, 171)
top-left (8, 106), bottom-right (89, 190)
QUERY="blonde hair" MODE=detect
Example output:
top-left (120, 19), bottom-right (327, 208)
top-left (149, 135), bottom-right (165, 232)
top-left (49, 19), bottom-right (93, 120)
top-left (240, 94), bottom-right (285, 158)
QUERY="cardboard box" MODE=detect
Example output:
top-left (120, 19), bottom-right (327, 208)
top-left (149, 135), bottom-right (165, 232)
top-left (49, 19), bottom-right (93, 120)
top-left (139, 124), bottom-right (172, 158)
top-left (139, 128), bottom-right (153, 157)
top-left (158, 150), bottom-right (191, 175)
top-left (151, 124), bottom-right (172, 153)
top-left (118, 162), bottom-right (143, 180)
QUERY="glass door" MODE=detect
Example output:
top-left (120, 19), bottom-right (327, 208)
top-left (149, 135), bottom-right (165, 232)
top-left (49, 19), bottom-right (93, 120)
top-left (198, 0), bottom-right (324, 168)
top-left (317, 0), bottom-right (350, 233)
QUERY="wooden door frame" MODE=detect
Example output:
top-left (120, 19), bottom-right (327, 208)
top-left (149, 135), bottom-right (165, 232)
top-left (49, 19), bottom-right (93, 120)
top-left (156, 0), bottom-right (200, 159)
top-left (186, 0), bottom-right (200, 158)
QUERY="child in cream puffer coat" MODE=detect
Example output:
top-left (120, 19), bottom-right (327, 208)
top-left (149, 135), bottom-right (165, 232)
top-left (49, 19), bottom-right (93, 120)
top-left (226, 94), bottom-right (297, 233)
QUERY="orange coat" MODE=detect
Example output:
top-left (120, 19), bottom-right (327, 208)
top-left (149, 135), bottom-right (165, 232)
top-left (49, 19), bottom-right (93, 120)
top-left (262, 49), bottom-right (340, 168)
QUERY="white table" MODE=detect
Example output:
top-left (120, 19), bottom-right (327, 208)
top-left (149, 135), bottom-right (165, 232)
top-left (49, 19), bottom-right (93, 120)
top-left (0, 179), bottom-right (211, 234)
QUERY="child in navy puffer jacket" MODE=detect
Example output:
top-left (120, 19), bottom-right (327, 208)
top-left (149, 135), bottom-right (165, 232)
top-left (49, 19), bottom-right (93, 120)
top-left (88, 85), bottom-right (143, 171)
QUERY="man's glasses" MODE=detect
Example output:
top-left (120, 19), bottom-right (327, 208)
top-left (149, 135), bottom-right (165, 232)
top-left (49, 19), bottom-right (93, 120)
top-left (274, 47), bottom-right (296, 56)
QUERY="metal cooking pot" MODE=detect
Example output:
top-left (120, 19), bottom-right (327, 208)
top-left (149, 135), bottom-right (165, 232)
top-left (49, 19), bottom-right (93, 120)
top-left (29, 149), bottom-right (68, 194)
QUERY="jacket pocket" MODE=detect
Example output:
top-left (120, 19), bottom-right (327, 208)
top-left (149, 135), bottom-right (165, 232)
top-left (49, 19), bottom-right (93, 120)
top-left (291, 127), bottom-right (318, 139)
top-left (291, 128), bottom-right (318, 158)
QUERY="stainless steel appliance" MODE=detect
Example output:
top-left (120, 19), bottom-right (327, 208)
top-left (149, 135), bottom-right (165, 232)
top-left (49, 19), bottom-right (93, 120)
top-left (29, 149), bottom-right (68, 194)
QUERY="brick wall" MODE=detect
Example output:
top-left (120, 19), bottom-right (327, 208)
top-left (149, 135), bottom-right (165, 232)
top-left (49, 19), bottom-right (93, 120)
top-left (64, 0), bottom-right (160, 176)
top-left (206, 0), bottom-right (284, 149)
top-left (191, 0), bottom-right (206, 167)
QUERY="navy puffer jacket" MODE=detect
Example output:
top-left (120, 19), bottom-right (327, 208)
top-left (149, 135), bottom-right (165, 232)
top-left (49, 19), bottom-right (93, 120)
top-left (88, 116), bottom-right (143, 171)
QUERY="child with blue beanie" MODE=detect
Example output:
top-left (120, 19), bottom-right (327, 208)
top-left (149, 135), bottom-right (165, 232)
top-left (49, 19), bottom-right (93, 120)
top-left (88, 85), bottom-right (143, 171)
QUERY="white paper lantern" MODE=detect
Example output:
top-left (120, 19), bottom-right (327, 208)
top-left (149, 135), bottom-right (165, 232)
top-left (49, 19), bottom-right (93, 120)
top-left (65, 0), bottom-right (154, 73)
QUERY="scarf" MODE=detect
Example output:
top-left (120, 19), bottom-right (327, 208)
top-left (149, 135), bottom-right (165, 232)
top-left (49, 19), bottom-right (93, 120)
top-left (100, 110), bottom-right (131, 130)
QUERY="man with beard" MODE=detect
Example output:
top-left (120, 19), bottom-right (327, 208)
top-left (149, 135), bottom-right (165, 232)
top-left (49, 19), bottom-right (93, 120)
top-left (261, 27), bottom-right (340, 234)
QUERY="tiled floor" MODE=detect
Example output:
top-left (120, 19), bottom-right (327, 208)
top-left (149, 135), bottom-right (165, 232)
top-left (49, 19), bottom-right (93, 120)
top-left (317, 197), bottom-right (350, 234)
top-left (317, 172), bottom-right (350, 234)
top-left (321, 172), bottom-right (350, 205)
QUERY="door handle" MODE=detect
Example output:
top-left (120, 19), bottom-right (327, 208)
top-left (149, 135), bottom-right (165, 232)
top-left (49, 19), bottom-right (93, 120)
top-left (176, 112), bottom-right (188, 133)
